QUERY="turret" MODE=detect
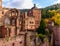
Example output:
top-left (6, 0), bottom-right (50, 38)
top-left (32, 4), bottom-right (37, 9)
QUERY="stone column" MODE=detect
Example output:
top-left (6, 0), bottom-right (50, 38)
top-left (10, 26), bottom-right (15, 37)
top-left (26, 32), bottom-right (31, 46)
top-left (16, 18), bottom-right (20, 35)
top-left (6, 28), bottom-right (10, 37)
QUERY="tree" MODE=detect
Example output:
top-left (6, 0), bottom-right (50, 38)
top-left (42, 10), bottom-right (54, 19)
top-left (51, 9), bottom-right (60, 26)
top-left (37, 19), bottom-right (46, 34)
top-left (53, 13), bottom-right (60, 26)
top-left (42, 9), bottom-right (47, 19)
top-left (37, 19), bottom-right (48, 42)
top-left (46, 10), bottom-right (54, 18)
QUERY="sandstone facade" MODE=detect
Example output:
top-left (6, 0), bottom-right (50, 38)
top-left (0, 0), bottom-right (41, 46)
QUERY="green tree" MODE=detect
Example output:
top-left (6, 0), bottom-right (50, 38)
top-left (37, 19), bottom-right (48, 42)
top-left (46, 10), bottom-right (54, 18)
top-left (37, 19), bottom-right (46, 34)
top-left (42, 9), bottom-right (48, 19)
top-left (42, 10), bottom-right (54, 19)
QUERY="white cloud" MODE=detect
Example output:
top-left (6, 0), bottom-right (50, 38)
top-left (21, 0), bottom-right (33, 9)
top-left (2, 0), bottom-right (42, 9)
top-left (2, 0), bottom-right (10, 2)
top-left (36, 3), bottom-right (42, 8)
top-left (2, 0), bottom-right (34, 9)
top-left (53, 0), bottom-right (60, 4)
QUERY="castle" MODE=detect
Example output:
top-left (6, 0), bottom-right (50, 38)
top-left (0, 0), bottom-right (41, 46)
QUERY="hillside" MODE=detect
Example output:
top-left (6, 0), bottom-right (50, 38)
top-left (42, 4), bottom-right (60, 10)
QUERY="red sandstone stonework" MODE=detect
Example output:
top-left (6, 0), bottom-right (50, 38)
top-left (0, 0), bottom-right (41, 46)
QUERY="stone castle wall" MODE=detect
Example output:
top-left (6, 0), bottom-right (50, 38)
top-left (0, 0), bottom-right (41, 46)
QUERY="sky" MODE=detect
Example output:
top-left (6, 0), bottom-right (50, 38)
top-left (2, 0), bottom-right (60, 9)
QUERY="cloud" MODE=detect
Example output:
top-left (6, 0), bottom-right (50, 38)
top-left (53, 0), bottom-right (60, 4)
top-left (2, 0), bottom-right (34, 9)
top-left (35, 3), bottom-right (42, 8)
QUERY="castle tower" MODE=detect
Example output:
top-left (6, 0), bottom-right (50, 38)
top-left (0, 0), bottom-right (2, 18)
top-left (0, 0), bottom-right (2, 9)
top-left (29, 4), bottom-right (41, 29)
top-left (0, 0), bottom-right (3, 25)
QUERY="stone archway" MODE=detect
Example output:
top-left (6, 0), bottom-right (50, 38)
top-left (4, 8), bottom-right (20, 17)
top-left (3, 9), bottom-right (21, 37)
